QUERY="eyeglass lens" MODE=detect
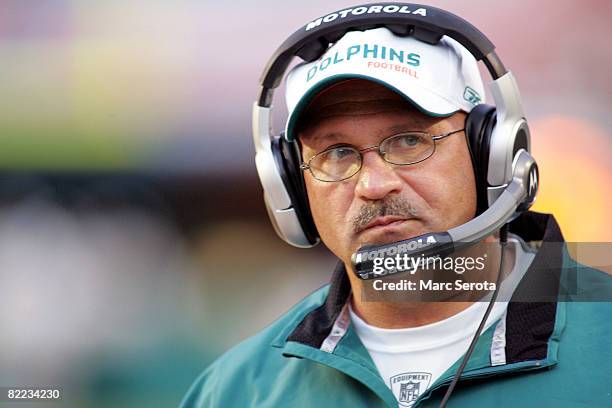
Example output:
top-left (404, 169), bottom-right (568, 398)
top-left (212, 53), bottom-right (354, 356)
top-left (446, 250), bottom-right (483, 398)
top-left (307, 133), bottom-right (436, 181)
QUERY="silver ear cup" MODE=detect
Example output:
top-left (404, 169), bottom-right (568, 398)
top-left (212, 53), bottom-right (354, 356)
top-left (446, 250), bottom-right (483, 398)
top-left (486, 117), bottom-right (530, 207)
top-left (263, 192), bottom-right (288, 242)
top-left (264, 190), bottom-right (316, 248)
top-left (253, 104), bottom-right (317, 248)
top-left (485, 72), bottom-right (531, 207)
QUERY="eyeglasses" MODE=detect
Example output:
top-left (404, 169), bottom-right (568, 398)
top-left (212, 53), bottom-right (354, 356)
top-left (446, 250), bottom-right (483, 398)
top-left (300, 129), bottom-right (465, 182)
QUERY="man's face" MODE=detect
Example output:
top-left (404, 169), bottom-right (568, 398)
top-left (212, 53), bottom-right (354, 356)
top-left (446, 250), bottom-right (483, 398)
top-left (298, 79), bottom-right (477, 266)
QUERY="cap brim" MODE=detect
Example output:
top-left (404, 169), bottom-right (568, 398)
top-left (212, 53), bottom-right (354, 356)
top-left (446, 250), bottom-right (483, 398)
top-left (285, 74), bottom-right (459, 141)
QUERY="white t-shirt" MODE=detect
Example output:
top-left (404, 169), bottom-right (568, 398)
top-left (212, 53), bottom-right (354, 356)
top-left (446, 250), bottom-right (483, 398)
top-left (349, 235), bottom-right (535, 407)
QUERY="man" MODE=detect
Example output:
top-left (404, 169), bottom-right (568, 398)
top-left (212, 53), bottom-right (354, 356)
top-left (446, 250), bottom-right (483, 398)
top-left (182, 11), bottom-right (612, 408)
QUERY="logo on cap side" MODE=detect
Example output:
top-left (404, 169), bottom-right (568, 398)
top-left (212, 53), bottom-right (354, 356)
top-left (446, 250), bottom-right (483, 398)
top-left (306, 5), bottom-right (428, 31)
top-left (463, 86), bottom-right (482, 106)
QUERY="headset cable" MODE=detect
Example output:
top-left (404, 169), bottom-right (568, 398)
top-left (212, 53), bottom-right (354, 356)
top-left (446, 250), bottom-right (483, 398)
top-left (439, 224), bottom-right (508, 408)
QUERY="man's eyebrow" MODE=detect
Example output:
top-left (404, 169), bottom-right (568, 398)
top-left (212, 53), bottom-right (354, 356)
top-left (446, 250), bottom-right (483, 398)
top-left (303, 132), bottom-right (344, 146)
top-left (383, 122), bottom-right (430, 135)
top-left (304, 122), bottom-right (434, 146)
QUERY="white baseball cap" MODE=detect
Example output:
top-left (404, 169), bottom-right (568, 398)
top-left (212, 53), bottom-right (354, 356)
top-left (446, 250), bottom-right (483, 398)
top-left (284, 27), bottom-right (485, 141)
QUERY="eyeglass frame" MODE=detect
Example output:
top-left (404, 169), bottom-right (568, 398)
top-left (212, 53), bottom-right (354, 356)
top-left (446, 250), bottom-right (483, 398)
top-left (299, 128), bottom-right (466, 182)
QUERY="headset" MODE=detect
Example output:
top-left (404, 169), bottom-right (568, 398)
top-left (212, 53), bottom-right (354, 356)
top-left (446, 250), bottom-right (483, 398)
top-left (253, 2), bottom-right (538, 249)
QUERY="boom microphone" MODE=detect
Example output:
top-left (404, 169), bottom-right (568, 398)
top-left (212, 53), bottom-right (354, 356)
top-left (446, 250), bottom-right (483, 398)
top-left (351, 149), bottom-right (538, 279)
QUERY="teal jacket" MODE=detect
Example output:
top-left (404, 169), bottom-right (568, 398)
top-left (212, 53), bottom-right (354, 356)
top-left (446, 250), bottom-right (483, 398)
top-left (181, 212), bottom-right (612, 407)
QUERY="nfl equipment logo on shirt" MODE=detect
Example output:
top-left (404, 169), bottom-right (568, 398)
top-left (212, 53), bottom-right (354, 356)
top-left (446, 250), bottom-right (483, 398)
top-left (390, 372), bottom-right (432, 407)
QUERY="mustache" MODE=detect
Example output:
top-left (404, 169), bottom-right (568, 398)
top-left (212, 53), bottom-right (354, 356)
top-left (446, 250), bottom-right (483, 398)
top-left (352, 196), bottom-right (419, 233)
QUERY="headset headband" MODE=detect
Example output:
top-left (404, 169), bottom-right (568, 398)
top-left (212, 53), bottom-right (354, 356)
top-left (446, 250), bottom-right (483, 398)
top-left (257, 2), bottom-right (507, 107)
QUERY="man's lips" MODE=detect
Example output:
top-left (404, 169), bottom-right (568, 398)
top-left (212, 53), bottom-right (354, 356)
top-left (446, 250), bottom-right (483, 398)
top-left (358, 216), bottom-right (413, 233)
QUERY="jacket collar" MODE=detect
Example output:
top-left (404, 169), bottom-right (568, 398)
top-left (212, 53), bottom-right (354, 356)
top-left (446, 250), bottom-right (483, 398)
top-left (286, 211), bottom-right (566, 364)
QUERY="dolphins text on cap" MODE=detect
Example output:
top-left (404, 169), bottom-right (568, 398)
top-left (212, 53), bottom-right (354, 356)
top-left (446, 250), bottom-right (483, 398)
top-left (305, 5), bottom-right (428, 31)
top-left (305, 43), bottom-right (421, 82)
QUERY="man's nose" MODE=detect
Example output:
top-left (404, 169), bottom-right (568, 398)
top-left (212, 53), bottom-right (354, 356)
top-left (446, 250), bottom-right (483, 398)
top-left (354, 150), bottom-right (403, 200)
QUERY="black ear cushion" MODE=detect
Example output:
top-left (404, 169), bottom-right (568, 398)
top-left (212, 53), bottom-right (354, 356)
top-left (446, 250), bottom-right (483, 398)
top-left (465, 104), bottom-right (497, 214)
top-left (272, 135), bottom-right (319, 244)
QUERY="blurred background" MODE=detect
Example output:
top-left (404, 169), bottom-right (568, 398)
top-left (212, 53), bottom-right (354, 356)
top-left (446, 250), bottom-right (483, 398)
top-left (0, 0), bottom-right (610, 406)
